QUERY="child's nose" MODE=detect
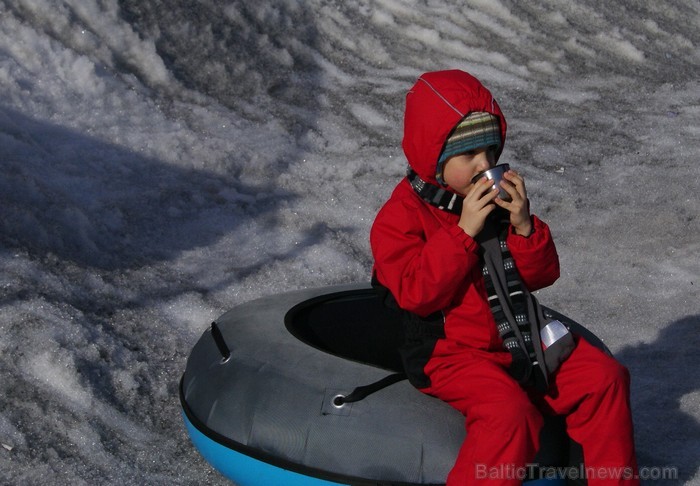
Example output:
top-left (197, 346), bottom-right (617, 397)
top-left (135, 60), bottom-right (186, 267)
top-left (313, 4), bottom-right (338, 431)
top-left (475, 152), bottom-right (493, 170)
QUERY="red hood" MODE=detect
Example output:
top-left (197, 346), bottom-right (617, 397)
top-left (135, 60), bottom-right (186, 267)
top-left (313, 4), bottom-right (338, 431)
top-left (402, 70), bottom-right (507, 185)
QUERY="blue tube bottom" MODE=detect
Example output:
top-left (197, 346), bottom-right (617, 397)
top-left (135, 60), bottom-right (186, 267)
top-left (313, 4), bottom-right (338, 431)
top-left (182, 411), bottom-right (566, 486)
top-left (183, 412), bottom-right (344, 486)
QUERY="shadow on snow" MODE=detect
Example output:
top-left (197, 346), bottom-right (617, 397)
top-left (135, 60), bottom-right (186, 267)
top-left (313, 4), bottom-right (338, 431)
top-left (616, 314), bottom-right (700, 483)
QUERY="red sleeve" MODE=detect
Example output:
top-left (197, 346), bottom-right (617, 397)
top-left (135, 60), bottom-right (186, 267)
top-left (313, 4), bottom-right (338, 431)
top-left (370, 197), bottom-right (481, 317)
top-left (506, 214), bottom-right (560, 291)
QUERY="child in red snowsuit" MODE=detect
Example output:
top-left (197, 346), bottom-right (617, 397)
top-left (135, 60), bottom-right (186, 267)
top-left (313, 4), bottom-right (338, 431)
top-left (370, 70), bottom-right (638, 485)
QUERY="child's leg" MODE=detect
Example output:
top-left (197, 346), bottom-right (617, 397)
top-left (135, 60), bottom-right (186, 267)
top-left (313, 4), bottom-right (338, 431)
top-left (541, 337), bottom-right (639, 485)
top-left (423, 353), bottom-right (544, 485)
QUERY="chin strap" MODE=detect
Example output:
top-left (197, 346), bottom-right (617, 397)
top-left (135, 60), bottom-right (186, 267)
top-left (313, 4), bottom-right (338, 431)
top-left (407, 168), bottom-right (463, 215)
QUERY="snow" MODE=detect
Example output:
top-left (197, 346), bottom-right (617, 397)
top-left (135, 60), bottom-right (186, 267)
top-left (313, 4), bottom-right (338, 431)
top-left (0, 0), bottom-right (698, 484)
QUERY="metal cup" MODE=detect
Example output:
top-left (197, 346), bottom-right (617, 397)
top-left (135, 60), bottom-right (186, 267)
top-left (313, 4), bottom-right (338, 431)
top-left (471, 163), bottom-right (511, 202)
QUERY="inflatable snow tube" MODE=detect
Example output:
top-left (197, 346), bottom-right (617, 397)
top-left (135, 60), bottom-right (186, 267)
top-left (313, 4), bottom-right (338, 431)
top-left (180, 283), bottom-right (604, 485)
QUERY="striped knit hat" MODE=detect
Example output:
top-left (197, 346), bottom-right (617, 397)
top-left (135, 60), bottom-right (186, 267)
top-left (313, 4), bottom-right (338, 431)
top-left (436, 111), bottom-right (501, 185)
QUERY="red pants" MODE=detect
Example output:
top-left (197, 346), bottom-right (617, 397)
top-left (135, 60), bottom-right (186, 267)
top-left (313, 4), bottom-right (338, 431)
top-left (422, 337), bottom-right (639, 485)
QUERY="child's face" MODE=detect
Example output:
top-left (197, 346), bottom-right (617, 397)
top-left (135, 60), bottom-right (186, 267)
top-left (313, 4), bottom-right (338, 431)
top-left (442, 146), bottom-right (497, 196)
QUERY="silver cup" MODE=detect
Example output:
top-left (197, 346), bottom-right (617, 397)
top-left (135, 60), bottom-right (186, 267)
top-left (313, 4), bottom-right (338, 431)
top-left (471, 163), bottom-right (511, 202)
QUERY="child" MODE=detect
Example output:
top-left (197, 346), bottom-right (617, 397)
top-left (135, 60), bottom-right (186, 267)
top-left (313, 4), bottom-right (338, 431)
top-left (370, 70), bottom-right (638, 485)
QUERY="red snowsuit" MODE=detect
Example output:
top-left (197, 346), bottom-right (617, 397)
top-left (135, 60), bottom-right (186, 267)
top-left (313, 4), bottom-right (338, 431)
top-left (370, 70), bottom-right (638, 485)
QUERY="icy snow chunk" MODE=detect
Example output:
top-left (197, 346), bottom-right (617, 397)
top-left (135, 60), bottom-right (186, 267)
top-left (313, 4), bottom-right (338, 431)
top-left (595, 30), bottom-right (645, 63)
top-left (26, 351), bottom-right (92, 410)
top-left (371, 9), bottom-right (396, 27)
top-left (158, 292), bottom-right (219, 336)
top-left (680, 390), bottom-right (700, 416)
top-left (349, 103), bottom-right (390, 128)
top-left (544, 88), bottom-right (600, 105)
top-left (0, 412), bottom-right (25, 450)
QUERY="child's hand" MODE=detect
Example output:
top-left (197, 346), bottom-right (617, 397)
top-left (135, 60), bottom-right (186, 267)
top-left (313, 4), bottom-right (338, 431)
top-left (494, 170), bottom-right (532, 236)
top-left (458, 177), bottom-right (499, 237)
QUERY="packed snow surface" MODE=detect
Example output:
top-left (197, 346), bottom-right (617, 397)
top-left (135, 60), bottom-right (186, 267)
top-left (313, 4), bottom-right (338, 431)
top-left (1, 0), bottom-right (699, 484)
